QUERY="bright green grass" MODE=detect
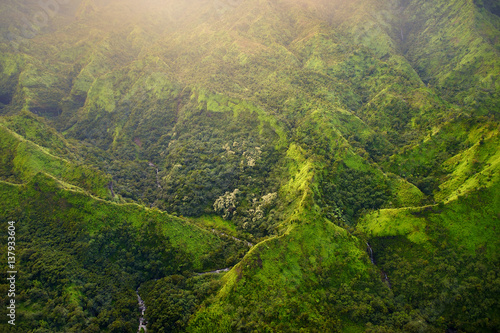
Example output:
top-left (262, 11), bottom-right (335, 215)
top-left (392, 177), bottom-right (426, 207)
top-left (0, 52), bottom-right (21, 76)
top-left (360, 179), bottom-right (500, 259)
top-left (359, 207), bottom-right (431, 245)
top-left (189, 215), bottom-right (239, 235)
top-left (2, 172), bottom-right (228, 270)
top-left (189, 210), bottom-right (373, 332)
top-left (430, 181), bottom-right (500, 259)
top-left (194, 88), bottom-right (288, 149)
top-left (0, 112), bottom-right (72, 156)
top-left (0, 122), bottom-right (111, 198)
top-left (65, 285), bottom-right (83, 307)
top-left (437, 125), bottom-right (500, 202)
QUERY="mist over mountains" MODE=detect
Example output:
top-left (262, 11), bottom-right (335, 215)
top-left (0, 0), bottom-right (499, 332)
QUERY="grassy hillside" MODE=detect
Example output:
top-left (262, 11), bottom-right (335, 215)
top-left (0, 0), bottom-right (498, 332)
top-left (0, 172), bottom-right (247, 333)
top-left (0, 111), bottom-right (247, 332)
top-left (0, 113), bottom-right (112, 198)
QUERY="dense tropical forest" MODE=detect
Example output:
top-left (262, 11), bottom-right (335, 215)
top-left (0, 0), bottom-right (499, 332)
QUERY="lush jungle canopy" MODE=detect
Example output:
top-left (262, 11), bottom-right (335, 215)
top-left (0, 0), bottom-right (499, 332)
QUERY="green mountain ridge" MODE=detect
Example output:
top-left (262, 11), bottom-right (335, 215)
top-left (0, 0), bottom-right (499, 332)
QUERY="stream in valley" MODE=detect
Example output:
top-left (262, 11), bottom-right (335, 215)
top-left (136, 288), bottom-right (147, 333)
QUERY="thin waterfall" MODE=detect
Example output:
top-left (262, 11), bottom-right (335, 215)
top-left (136, 288), bottom-right (147, 333)
top-left (366, 242), bottom-right (375, 264)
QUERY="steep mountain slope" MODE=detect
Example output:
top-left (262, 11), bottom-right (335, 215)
top-left (0, 112), bottom-right (247, 332)
top-left (0, 0), bottom-right (499, 332)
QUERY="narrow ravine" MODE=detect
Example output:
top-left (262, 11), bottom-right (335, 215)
top-left (366, 242), bottom-right (375, 264)
top-left (196, 267), bottom-right (232, 275)
top-left (148, 162), bottom-right (162, 189)
top-left (211, 229), bottom-right (253, 247)
top-left (383, 271), bottom-right (391, 289)
top-left (366, 242), bottom-right (391, 289)
top-left (155, 168), bottom-right (161, 189)
top-left (136, 288), bottom-right (147, 333)
top-left (108, 181), bottom-right (115, 197)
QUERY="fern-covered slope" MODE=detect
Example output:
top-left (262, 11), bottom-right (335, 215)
top-left (0, 0), bottom-right (499, 332)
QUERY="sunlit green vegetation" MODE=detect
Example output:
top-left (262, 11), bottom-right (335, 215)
top-left (0, 173), bottom-right (247, 332)
top-left (0, 0), bottom-right (499, 332)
